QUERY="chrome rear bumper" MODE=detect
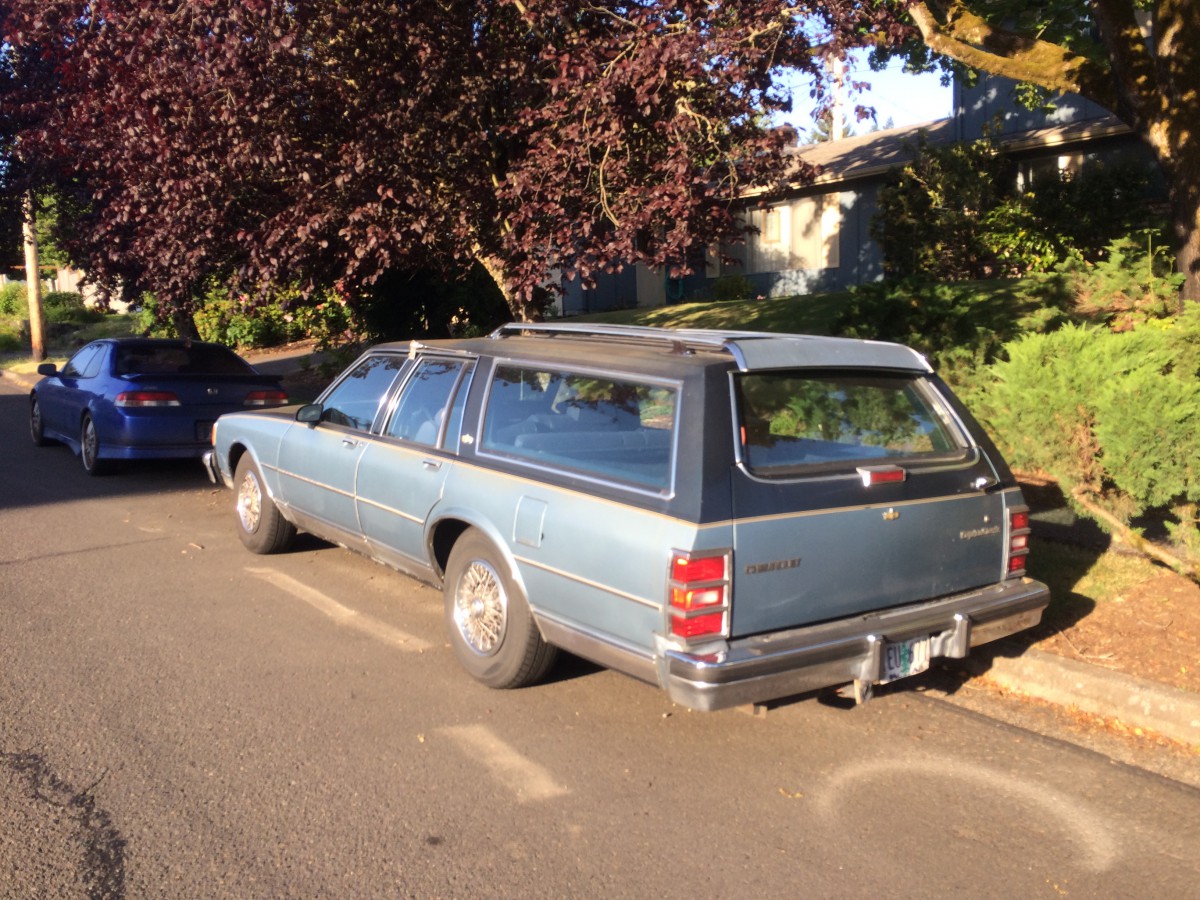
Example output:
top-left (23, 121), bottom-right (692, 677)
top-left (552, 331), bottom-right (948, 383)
top-left (660, 578), bottom-right (1050, 712)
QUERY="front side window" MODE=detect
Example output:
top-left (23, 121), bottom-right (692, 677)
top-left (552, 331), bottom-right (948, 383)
top-left (481, 364), bottom-right (677, 492)
top-left (318, 355), bottom-right (407, 431)
top-left (735, 370), bottom-right (967, 476)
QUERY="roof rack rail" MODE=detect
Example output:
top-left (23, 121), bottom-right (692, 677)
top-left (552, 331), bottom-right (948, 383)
top-left (489, 321), bottom-right (774, 352)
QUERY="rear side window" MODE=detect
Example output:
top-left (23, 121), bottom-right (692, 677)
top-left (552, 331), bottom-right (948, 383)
top-left (385, 358), bottom-right (468, 446)
top-left (62, 344), bottom-right (104, 379)
top-left (735, 371), bottom-right (967, 476)
top-left (481, 365), bottom-right (677, 492)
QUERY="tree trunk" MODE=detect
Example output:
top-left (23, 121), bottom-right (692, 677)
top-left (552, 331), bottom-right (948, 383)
top-left (22, 192), bottom-right (46, 361)
top-left (474, 250), bottom-right (538, 323)
top-left (1168, 171), bottom-right (1200, 303)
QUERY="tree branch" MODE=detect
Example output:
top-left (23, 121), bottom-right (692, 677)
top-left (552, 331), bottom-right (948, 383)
top-left (908, 0), bottom-right (1123, 116)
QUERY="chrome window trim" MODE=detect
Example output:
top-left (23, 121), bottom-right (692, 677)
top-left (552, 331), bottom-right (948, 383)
top-left (727, 369), bottom-right (978, 483)
top-left (474, 357), bottom-right (683, 500)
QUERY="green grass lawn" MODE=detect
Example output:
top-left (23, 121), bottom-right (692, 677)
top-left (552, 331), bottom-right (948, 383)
top-left (571, 290), bottom-right (852, 334)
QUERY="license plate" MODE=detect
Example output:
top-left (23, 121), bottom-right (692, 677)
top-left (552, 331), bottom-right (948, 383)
top-left (881, 635), bottom-right (931, 683)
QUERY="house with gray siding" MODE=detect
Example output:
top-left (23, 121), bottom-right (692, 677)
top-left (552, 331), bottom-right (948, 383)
top-left (559, 74), bottom-right (1154, 315)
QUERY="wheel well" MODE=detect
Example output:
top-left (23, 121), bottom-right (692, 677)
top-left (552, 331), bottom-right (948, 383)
top-left (431, 518), bottom-right (471, 577)
top-left (227, 443), bottom-right (248, 477)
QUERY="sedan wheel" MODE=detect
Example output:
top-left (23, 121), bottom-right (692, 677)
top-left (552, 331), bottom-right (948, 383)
top-left (30, 397), bottom-right (49, 447)
top-left (80, 414), bottom-right (110, 475)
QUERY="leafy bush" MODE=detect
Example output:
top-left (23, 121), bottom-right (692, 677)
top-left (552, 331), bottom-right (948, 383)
top-left (874, 135), bottom-right (1162, 282)
top-left (0, 282), bottom-right (26, 317)
top-left (711, 274), bottom-right (756, 303)
top-left (1055, 231), bottom-right (1184, 329)
top-left (0, 323), bottom-right (22, 351)
top-left (130, 293), bottom-right (176, 337)
top-left (830, 277), bottom-right (1071, 387)
top-left (983, 307), bottom-right (1200, 561)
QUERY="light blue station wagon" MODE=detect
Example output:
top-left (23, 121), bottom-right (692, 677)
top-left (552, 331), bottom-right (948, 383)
top-left (204, 323), bottom-right (1050, 711)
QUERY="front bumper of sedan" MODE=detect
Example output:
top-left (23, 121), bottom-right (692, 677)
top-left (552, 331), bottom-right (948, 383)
top-left (202, 449), bottom-right (229, 487)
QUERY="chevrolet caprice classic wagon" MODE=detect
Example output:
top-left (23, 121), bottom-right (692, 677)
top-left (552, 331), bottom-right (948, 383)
top-left (204, 323), bottom-right (1049, 711)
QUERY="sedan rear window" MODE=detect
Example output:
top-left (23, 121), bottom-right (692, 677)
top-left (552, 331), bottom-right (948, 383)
top-left (481, 365), bottom-right (677, 492)
top-left (116, 343), bottom-right (255, 375)
top-left (735, 370), bottom-right (967, 476)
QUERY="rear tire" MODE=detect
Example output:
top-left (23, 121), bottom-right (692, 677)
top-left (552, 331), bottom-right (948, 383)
top-left (444, 529), bottom-right (557, 689)
top-left (80, 413), bottom-right (111, 476)
top-left (234, 455), bottom-right (296, 554)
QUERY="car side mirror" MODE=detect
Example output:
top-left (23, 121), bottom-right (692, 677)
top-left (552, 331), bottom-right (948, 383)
top-left (37, 363), bottom-right (58, 376)
top-left (296, 403), bottom-right (323, 426)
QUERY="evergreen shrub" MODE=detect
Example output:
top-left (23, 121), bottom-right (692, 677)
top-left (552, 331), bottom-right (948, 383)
top-left (983, 307), bottom-right (1200, 556)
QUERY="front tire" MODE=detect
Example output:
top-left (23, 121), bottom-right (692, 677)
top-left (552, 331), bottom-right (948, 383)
top-left (80, 413), bottom-right (111, 475)
top-left (234, 454), bottom-right (296, 554)
top-left (444, 529), bottom-right (557, 689)
top-left (30, 396), bottom-right (49, 446)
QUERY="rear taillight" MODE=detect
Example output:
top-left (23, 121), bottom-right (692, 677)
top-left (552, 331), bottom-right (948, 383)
top-left (668, 551), bottom-right (730, 642)
top-left (115, 390), bottom-right (180, 407)
top-left (1007, 509), bottom-right (1031, 576)
top-left (244, 389), bottom-right (288, 406)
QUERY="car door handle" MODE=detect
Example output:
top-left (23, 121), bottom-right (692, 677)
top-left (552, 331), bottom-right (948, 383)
top-left (342, 438), bottom-right (359, 449)
top-left (422, 459), bottom-right (442, 471)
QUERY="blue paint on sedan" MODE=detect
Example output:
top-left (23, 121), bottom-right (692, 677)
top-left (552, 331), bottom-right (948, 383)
top-left (30, 338), bottom-right (287, 475)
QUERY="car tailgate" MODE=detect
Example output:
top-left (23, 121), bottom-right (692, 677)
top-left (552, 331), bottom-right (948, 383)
top-left (729, 466), bottom-right (1014, 637)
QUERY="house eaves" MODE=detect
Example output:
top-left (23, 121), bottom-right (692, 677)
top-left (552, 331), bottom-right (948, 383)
top-left (769, 113), bottom-right (1134, 194)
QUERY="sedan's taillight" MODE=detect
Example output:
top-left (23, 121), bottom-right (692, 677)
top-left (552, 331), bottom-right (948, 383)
top-left (115, 390), bottom-right (181, 407)
top-left (1007, 508), bottom-right (1031, 576)
top-left (244, 389), bottom-right (288, 406)
top-left (668, 551), bottom-right (731, 642)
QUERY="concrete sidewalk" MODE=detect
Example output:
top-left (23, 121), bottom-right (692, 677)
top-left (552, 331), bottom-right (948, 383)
top-left (3, 354), bottom-right (1197, 750)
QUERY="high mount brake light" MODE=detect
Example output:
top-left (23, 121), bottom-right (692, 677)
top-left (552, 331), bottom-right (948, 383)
top-left (857, 466), bottom-right (907, 487)
top-left (669, 552), bottom-right (730, 642)
top-left (115, 391), bottom-right (180, 407)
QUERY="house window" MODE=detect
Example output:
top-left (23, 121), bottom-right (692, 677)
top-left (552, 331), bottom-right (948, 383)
top-left (740, 196), bottom-right (841, 275)
top-left (763, 207), bottom-right (782, 244)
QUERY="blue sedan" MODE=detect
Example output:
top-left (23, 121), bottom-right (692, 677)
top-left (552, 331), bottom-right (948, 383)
top-left (30, 338), bottom-right (288, 475)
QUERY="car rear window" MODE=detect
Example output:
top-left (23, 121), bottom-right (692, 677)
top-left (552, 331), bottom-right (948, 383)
top-left (116, 343), bottom-right (254, 375)
top-left (735, 370), bottom-right (967, 476)
top-left (481, 364), bottom-right (677, 492)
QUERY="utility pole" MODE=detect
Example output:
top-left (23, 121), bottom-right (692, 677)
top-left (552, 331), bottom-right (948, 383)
top-left (830, 56), bottom-right (845, 142)
top-left (22, 191), bottom-right (46, 361)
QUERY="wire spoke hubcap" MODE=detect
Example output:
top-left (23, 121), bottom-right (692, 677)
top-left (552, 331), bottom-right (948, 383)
top-left (453, 560), bottom-right (508, 656)
top-left (237, 471), bottom-right (263, 533)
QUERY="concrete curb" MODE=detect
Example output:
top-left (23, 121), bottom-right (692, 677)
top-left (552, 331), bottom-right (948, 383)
top-left (971, 643), bottom-right (1200, 748)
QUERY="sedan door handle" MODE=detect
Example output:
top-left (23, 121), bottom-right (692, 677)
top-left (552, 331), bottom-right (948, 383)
top-left (422, 459), bottom-right (442, 471)
top-left (342, 438), bottom-right (359, 449)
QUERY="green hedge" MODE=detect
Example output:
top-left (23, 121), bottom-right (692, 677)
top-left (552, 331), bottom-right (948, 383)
top-left (982, 306), bottom-right (1200, 555)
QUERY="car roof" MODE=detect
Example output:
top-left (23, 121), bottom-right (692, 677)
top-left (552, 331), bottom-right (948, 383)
top-left (367, 323), bottom-right (931, 375)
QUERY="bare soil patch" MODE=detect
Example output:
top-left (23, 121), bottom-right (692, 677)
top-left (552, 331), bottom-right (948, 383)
top-left (1016, 475), bottom-right (1200, 695)
top-left (1029, 570), bottom-right (1200, 693)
